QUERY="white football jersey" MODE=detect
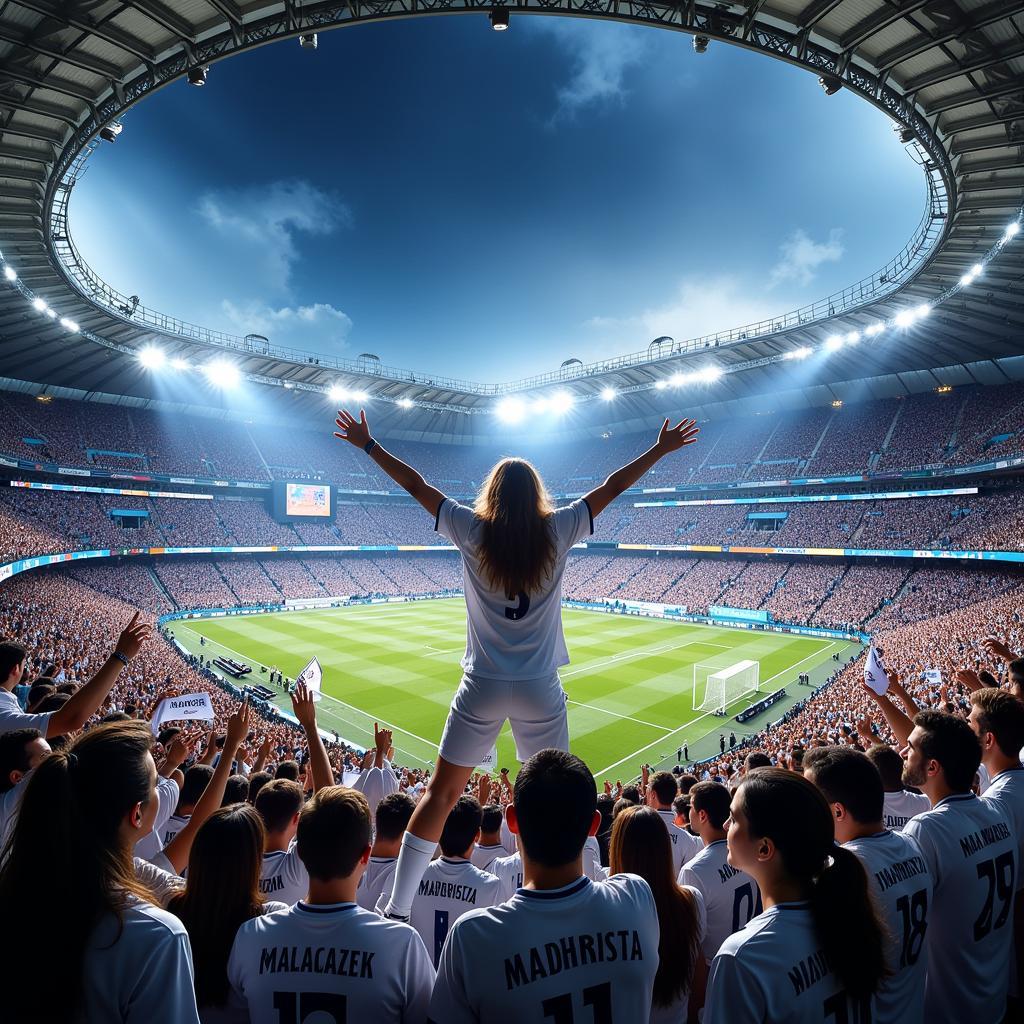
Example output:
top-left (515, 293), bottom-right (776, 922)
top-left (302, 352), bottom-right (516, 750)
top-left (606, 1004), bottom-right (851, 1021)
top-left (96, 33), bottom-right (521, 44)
top-left (883, 790), bottom-right (931, 831)
top-left (705, 902), bottom-right (865, 1024)
top-left (427, 874), bottom-right (659, 1024)
top-left (657, 809), bottom-right (701, 875)
top-left (491, 851), bottom-right (524, 902)
top-left (260, 844), bottom-right (309, 905)
top-left (470, 843), bottom-right (505, 873)
top-left (583, 836), bottom-right (604, 881)
top-left (499, 816), bottom-right (517, 854)
top-left (649, 886), bottom-right (707, 1024)
top-left (134, 776), bottom-right (181, 861)
top-left (845, 830), bottom-right (933, 1024)
top-left (356, 856), bottom-right (397, 912)
top-left (359, 765), bottom-right (400, 819)
top-left (228, 901), bottom-right (435, 1024)
top-left (162, 813), bottom-right (190, 848)
top-left (679, 839), bottom-right (761, 962)
top-left (981, 765), bottom-right (1024, 891)
top-left (410, 857), bottom-right (503, 966)
top-left (903, 792), bottom-right (1016, 1022)
top-left (435, 497), bottom-right (592, 679)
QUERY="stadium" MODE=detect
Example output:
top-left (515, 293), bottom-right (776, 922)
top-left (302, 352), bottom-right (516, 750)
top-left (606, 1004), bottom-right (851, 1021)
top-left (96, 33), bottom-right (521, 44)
top-left (0, 1), bottom-right (1022, 1022)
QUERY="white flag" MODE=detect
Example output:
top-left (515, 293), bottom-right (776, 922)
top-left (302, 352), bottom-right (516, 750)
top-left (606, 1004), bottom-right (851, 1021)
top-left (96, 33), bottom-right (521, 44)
top-left (864, 647), bottom-right (889, 696)
top-left (477, 745), bottom-right (498, 772)
top-left (923, 668), bottom-right (942, 685)
top-left (151, 692), bottom-right (215, 736)
top-left (296, 656), bottom-right (323, 703)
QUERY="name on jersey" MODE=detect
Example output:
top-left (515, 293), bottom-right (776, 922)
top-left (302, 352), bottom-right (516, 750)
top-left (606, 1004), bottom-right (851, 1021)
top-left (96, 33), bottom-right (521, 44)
top-left (258, 945), bottom-right (374, 979)
top-left (504, 930), bottom-right (644, 991)
top-left (717, 862), bottom-right (741, 885)
top-left (960, 821), bottom-right (1012, 859)
top-left (884, 815), bottom-right (912, 830)
top-left (260, 876), bottom-right (285, 895)
top-left (417, 880), bottom-right (479, 903)
top-left (873, 855), bottom-right (928, 893)
top-left (787, 949), bottom-right (832, 997)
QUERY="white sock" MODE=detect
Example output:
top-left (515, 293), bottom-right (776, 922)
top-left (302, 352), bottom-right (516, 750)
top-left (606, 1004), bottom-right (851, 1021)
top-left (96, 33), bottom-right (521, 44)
top-left (384, 831), bottom-right (436, 917)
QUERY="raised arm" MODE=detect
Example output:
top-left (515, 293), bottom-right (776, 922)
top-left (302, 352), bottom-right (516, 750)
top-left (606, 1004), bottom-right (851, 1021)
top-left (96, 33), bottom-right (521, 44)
top-left (47, 612), bottom-right (151, 738)
top-left (291, 682), bottom-right (334, 793)
top-left (334, 408), bottom-right (444, 517)
top-left (862, 681), bottom-right (915, 749)
top-left (584, 417), bottom-right (699, 520)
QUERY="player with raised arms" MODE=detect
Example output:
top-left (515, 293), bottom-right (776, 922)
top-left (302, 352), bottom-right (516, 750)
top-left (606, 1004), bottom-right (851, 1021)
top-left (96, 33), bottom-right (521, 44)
top-left (334, 406), bottom-right (699, 921)
top-left (704, 768), bottom-right (887, 1024)
top-left (427, 748), bottom-right (660, 1023)
top-left (803, 745), bottom-right (933, 1024)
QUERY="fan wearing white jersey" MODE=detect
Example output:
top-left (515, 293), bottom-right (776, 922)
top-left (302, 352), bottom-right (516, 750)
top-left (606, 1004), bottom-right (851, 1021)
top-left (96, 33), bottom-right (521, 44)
top-left (470, 803), bottom-right (506, 872)
top-left (0, 727), bottom-right (50, 847)
top-left (969, 687), bottom-right (1024, 1011)
top-left (410, 796), bottom-right (503, 965)
top-left (0, 720), bottom-right (201, 1023)
top-left (491, 849), bottom-right (524, 901)
top-left (864, 744), bottom-right (930, 831)
top-left (161, 764), bottom-right (212, 846)
top-left (610, 805), bottom-right (707, 1023)
top-left (804, 746), bottom-right (933, 1024)
top-left (334, 407), bottom-right (700, 921)
top-left (228, 786), bottom-right (434, 1024)
top-left (647, 770), bottom-right (701, 874)
top-left (357, 792), bottom-right (416, 912)
top-left (679, 782), bottom-right (761, 964)
top-left (704, 769), bottom-right (887, 1024)
top-left (428, 749), bottom-right (661, 1023)
top-left (895, 709), bottom-right (1018, 1024)
top-left (255, 779), bottom-right (310, 905)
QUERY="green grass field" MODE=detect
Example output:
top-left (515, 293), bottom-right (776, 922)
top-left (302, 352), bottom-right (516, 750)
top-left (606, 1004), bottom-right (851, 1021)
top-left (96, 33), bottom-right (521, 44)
top-left (174, 598), bottom-right (852, 778)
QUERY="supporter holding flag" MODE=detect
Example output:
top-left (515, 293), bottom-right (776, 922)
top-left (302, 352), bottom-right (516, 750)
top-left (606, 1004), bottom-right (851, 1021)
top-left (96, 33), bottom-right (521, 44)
top-left (803, 746), bottom-right (933, 1024)
top-left (0, 720), bottom-right (201, 1023)
top-left (427, 749), bottom-right (660, 1023)
top-left (703, 769), bottom-right (887, 1024)
top-left (334, 406), bottom-right (699, 921)
top-left (610, 804), bottom-right (707, 1023)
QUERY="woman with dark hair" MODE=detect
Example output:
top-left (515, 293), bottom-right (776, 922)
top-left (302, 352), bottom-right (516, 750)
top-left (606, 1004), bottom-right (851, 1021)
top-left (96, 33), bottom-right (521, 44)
top-left (610, 805), bottom-right (706, 1023)
top-left (704, 768), bottom-right (888, 1024)
top-left (168, 804), bottom-right (288, 1021)
top-left (335, 406), bottom-right (699, 920)
top-left (0, 720), bottom-right (201, 1023)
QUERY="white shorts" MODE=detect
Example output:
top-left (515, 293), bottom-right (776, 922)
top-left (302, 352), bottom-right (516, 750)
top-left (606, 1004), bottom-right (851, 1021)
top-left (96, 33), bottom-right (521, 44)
top-left (438, 672), bottom-right (569, 768)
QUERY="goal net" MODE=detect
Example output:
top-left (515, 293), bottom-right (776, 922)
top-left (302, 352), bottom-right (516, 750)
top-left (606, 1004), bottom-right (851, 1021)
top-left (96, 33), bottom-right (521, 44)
top-left (692, 659), bottom-right (760, 715)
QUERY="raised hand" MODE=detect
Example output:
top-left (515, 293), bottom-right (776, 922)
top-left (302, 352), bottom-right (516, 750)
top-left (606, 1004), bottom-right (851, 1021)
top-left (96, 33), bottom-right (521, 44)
top-left (115, 611), bottom-right (151, 662)
top-left (655, 418), bottom-right (700, 454)
top-left (291, 680), bottom-right (318, 731)
top-left (225, 698), bottom-right (251, 752)
top-left (334, 408), bottom-right (372, 449)
top-left (956, 668), bottom-right (983, 692)
top-left (983, 636), bottom-right (1018, 663)
top-left (478, 774), bottom-right (492, 805)
top-left (163, 729), bottom-right (201, 770)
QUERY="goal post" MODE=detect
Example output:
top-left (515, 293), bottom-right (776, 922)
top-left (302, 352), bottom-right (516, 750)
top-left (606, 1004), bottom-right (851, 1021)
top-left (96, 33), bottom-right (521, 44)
top-left (692, 659), bottom-right (760, 715)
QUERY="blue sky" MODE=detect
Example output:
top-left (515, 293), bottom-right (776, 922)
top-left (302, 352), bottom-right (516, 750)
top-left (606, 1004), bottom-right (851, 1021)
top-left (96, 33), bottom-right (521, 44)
top-left (71, 16), bottom-right (924, 382)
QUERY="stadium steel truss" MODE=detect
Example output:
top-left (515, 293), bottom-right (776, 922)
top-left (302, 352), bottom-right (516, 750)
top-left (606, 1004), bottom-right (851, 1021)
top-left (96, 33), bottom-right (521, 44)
top-left (0, 0), bottom-right (1021, 435)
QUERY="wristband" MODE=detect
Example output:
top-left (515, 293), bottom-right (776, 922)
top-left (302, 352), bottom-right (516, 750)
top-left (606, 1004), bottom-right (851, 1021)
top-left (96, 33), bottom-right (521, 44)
top-left (111, 651), bottom-right (129, 667)
top-left (364, 438), bottom-right (377, 455)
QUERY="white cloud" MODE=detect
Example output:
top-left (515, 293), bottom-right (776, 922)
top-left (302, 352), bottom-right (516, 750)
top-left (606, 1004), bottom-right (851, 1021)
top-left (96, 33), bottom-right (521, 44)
top-left (528, 20), bottom-right (651, 123)
top-left (198, 180), bottom-right (349, 291)
top-left (583, 275), bottom-right (786, 351)
top-left (219, 299), bottom-right (353, 348)
top-left (769, 228), bottom-right (844, 288)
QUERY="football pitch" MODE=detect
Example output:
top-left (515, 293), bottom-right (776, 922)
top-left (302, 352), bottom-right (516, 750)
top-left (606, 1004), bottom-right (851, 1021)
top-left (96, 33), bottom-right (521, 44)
top-left (174, 598), bottom-right (854, 778)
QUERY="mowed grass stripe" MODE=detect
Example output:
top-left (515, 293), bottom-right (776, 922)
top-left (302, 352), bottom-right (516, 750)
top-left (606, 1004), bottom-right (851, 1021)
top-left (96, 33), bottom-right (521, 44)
top-left (183, 600), bottom-right (842, 773)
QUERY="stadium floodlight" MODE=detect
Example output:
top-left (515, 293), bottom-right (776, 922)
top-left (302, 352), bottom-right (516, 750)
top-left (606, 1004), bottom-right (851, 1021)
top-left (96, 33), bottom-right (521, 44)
top-left (351, 390), bottom-right (369, 403)
top-left (138, 346), bottom-right (166, 370)
top-left (784, 345), bottom-right (812, 360)
top-left (550, 390), bottom-right (575, 414)
top-left (170, 356), bottom-right (190, 371)
top-left (960, 271), bottom-right (976, 287)
top-left (898, 127), bottom-right (915, 144)
top-left (397, 397), bottom-right (414, 409)
top-left (600, 386), bottom-right (617, 401)
top-left (3, 265), bottom-right (16, 282)
top-left (99, 121), bottom-right (123, 143)
top-left (697, 366), bottom-right (723, 383)
top-left (818, 75), bottom-right (842, 96)
top-left (915, 304), bottom-right (931, 319)
top-left (894, 310), bottom-right (914, 328)
top-left (669, 372), bottom-right (687, 387)
top-left (654, 380), bottom-right (670, 390)
top-left (299, 33), bottom-right (318, 49)
top-left (327, 384), bottom-right (348, 402)
top-left (693, 34), bottom-right (710, 53)
top-left (203, 359), bottom-right (240, 388)
top-left (531, 395), bottom-right (550, 413)
top-left (970, 263), bottom-right (983, 277)
top-left (45, 307), bottom-right (57, 319)
top-left (824, 335), bottom-right (844, 352)
top-left (489, 9), bottom-right (510, 30)
top-left (1005, 222), bottom-right (1020, 240)
top-left (187, 66), bottom-right (208, 87)
top-left (865, 323), bottom-right (885, 337)
top-left (496, 396), bottom-right (525, 423)
top-left (845, 331), bottom-right (861, 345)
top-left (31, 296), bottom-right (46, 312)
top-left (59, 317), bottom-right (79, 333)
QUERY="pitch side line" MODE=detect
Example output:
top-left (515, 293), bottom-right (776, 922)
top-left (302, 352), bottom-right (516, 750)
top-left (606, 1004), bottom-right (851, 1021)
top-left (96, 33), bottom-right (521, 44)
top-left (592, 640), bottom-right (838, 778)
top-left (566, 699), bottom-right (674, 732)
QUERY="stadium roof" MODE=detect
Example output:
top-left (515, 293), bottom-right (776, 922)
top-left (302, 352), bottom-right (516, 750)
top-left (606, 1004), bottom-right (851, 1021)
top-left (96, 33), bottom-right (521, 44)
top-left (0, 0), bottom-right (1021, 439)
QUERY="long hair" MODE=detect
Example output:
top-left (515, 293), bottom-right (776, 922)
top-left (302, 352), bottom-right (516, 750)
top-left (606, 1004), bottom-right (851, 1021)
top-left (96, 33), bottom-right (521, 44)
top-left (473, 458), bottom-right (556, 597)
top-left (167, 803), bottom-right (269, 1007)
top-left (609, 806), bottom-right (701, 1009)
top-left (738, 769), bottom-right (888, 999)
top-left (0, 721), bottom-right (156, 1021)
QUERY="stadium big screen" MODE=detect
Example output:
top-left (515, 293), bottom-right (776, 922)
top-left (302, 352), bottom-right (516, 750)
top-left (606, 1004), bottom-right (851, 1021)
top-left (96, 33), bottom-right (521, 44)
top-left (269, 481), bottom-right (333, 523)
